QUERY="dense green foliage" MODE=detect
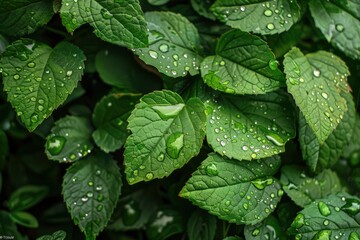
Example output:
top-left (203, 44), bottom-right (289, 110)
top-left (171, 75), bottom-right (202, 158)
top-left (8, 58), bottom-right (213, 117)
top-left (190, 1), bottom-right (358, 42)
top-left (0, 0), bottom-right (360, 239)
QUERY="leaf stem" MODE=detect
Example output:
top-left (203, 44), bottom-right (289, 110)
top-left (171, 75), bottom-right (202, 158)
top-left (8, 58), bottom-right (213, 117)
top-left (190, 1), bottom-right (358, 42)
top-left (43, 26), bottom-right (69, 38)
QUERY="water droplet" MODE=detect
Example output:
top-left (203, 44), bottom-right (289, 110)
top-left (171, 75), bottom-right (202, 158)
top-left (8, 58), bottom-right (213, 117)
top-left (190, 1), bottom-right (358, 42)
top-left (166, 132), bottom-right (184, 159)
top-left (205, 163), bottom-right (219, 176)
top-left (252, 228), bottom-right (260, 236)
top-left (335, 24), bottom-right (344, 32)
top-left (264, 9), bottom-right (273, 17)
top-left (251, 153), bottom-right (257, 158)
top-left (266, 132), bottom-right (285, 146)
top-left (277, 189), bottom-right (284, 197)
top-left (31, 114), bottom-right (38, 123)
top-left (242, 146), bottom-right (249, 151)
top-left (46, 136), bottom-right (66, 155)
top-left (318, 201), bottom-right (331, 216)
top-left (149, 30), bottom-right (164, 44)
top-left (240, 6), bottom-right (245, 11)
top-left (323, 220), bottom-right (329, 226)
top-left (159, 44), bottom-right (169, 53)
top-left (312, 230), bottom-right (331, 240)
top-left (313, 69), bottom-right (321, 77)
top-left (349, 232), bottom-right (359, 240)
top-left (27, 62), bottom-right (36, 68)
top-left (268, 59), bottom-right (279, 70)
top-left (96, 185), bottom-right (102, 191)
top-left (321, 92), bottom-right (328, 99)
top-left (38, 105), bottom-right (44, 111)
top-left (267, 23), bottom-right (275, 30)
top-left (81, 197), bottom-right (88, 202)
top-left (86, 192), bottom-right (93, 198)
top-left (243, 203), bottom-right (249, 210)
top-left (220, 60), bottom-right (226, 66)
top-left (146, 172), bottom-right (154, 180)
top-left (157, 153), bottom-right (165, 162)
top-left (97, 194), bottom-right (104, 202)
top-left (13, 74), bottom-right (20, 80)
top-left (66, 70), bottom-right (73, 76)
top-left (251, 178), bottom-right (273, 190)
top-left (341, 198), bottom-right (360, 215)
top-left (97, 204), bottom-right (103, 211)
top-left (69, 154), bottom-right (76, 160)
top-left (88, 181), bottom-right (94, 186)
top-left (152, 103), bottom-right (185, 119)
top-left (291, 213), bottom-right (304, 229)
top-left (149, 50), bottom-right (158, 59)
top-left (100, 8), bottom-right (113, 19)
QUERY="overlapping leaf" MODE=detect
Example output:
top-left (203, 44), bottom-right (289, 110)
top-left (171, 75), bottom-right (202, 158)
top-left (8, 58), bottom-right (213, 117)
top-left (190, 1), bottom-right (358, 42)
top-left (280, 166), bottom-right (342, 207)
top-left (210, 0), bottom-right (301, 35)
top-left (0, 39), bottom-right (85, 131)
top-left (60, 0), bottom-right (148, 48)
top-left (244, 215), bottom-right (287, 240)
top-left (309, 0), bottom-right (360, 60)
top-left (288, 193), bottom-right (360, 239)
top-left (187, 210), bottom-right (217, 240)
top-left (0, 0), bottom-right (54, 36)
top-left (180, 153), bottom-right (283, 225)
top-left (201, 29), bottom-right (284, 95)
top-left (133, 12), bottom-right (203, 78)
top-left (62, 152), bottom-right (122, 240)
top-left (36, 230), bottom-right (66, 240)
top-left (206, 91), bottom-right (296, 160)
top-left (45, 116), bottom-right (93, 162)
top-left (124, 90), bottom-right (206, 184)
top-left (284, 47), bottom-right (350, 144)
top-left (191, 0), bottom-right (216, 20)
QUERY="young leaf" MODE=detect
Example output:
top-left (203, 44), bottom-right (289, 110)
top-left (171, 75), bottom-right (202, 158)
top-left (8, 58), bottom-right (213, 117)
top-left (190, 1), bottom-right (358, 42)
top-left (180, 153), bottom-right (283, 225)
top-left (36, 230), bottom-right (66, 240)
top-left (45, 116), bottom-right (94, 163)
top-left (299, 93), bottom-right (356, 172)
top-left (0, 210), bottom-right (25, 239)
top-left (201, 29), bottom-right (284, 95)
top-left (206, 91), bottom-right (296, 160)
top-left (0, 0), bottom-right (54, 36)
top-left (10, 211), bottom-right (39, 228)
top-left (288, 193), bottom-right (360, 239)
top-left (280, 166), bottom-right (342, 208)
top-left (244, 215), bottom-right (287, 240)
top-left (124, 90), bottom-right (206, 184)
top-left (210, 0), bottom-right (301, 35)
top-left (0, 39), bottom-right (86, 131)
top-left (8, 185), bottom-right (48, 212)
top-left (133, 12), bottom-right (203, 78)
top-left (92, 93), bottom-right (140, 153)
top-left (187, 209), bottom-right (217, 240)
top-left (309, 0), bottom-right (360, 60)
top-left (62, 152), bottom-right (122, 240)
top-left (283, 47), bottom-right (350, 144)
top-left (60, 0), bottom-right (148, 48)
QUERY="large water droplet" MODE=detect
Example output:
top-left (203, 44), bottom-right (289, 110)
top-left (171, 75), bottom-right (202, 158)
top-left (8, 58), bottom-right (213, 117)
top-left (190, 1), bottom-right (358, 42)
top-left (321, 92), bottom-right (328, 99)
top-left (313, 69), bottom-right (321, 77)
top-left (205, 163), bottom-right (219, 176)
top-left (27, 62), bottom-right (36, 68)
top-left (149, 50), bottom-right (158, 59)
top-left (166, 132), bottom-right (184, 159)
top-left (265, 132), bottom-right (285, 146)
top-left (100, 8), bottom-right (113, 19)
top-left (318, 201), bottom-right (331, 216)
top-left (13, 74), bottom-right (20, 80)
top-left (251, 178), bottom-right (273, 190)
top-left (159, 44), bottom-right (169, 53)
top-left (267, 23), bottom-right (275, 30)
top-left (66, 70), bottom-right (73, 77)
top-left (146, 172), bottom-right (154, 180)
top-left (268, 59), bottom-right (279, 70)
top-left (335, 24), bottom-right (344, 32)
top-left (264, 9), bottom-right (273, 16)
top-left (152, 103), bottom-right (185, 119)
top-left (341, 198), bottom-right (360, 215)
top-left (46, 136), bottom-right (66, 155)
top-left (291, 213), bottom-right (305, 229)
top-left (312, 230), bottom-right (331, 240)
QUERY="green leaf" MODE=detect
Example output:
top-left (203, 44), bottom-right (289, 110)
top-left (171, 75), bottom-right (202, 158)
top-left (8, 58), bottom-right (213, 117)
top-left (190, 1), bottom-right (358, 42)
top-left (187, 209), bottom-right (217, 240)
top-left (244, 215), bottom-right (287, 240)
top-left (342, 114), bottom-right (360, 160)
top-left (180, 153), bottom-right (283, 225)
top-left (210, 0), bottom-right (301, 35)
top-left (60, 0), bottom-right (148, 48)
top-left (201, 29), bottom-right (284, 95)
top-left (299, 93), bottom-right (356, 172)
top-left (283, 47), bottom-right (350, 144)
top-left (92, 93), bottom-right (140, 153)
top-left (0, 34), bottom-right (8, 54)
top-left (280, 166), bottom-right (342, 208)
top-left (95, 47), bottom-right (162, 92)
top-left (62, 152), bottom-right (122, 240)
top-left (148, 0), bottom-right (170, 6)
top-left (36, 230), bottom-right (66, 240)
top-left (8, 185), bottom-right (48, 212)
top-left (223, 237), bottom-right (241, 240)
top-left (309, 0), bottom-right (360, 60)
top-left (288, 193), bottom-right (360, 239)
top-left (0, 210), bottom-right (25, 239)
top-left (191, 0), bottom-right (216, 20)
top-left (0, 39), bottom-right (86, 131)
top-left (145, 208), bottom-right (186, 240)
top-left (205, 91), bottom-right (296, 160)
top-left (45, 116), bottom-right (94, 163)
top-left (124, 90), bottom-right (206, 184)
top-left (10, 211), bottom-right (39, 228)
top-left (133, 12), bottom-right (203, 78)
top-left (0, 129), bottom-right (8, 163)
top-left (0, 0), bottom-right (54, 36)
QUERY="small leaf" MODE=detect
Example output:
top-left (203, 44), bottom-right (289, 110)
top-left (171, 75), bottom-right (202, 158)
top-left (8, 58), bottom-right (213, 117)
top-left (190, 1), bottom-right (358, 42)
top-left (309, 0), bottom-right (360, 60)
top-left (134, 12), bottom-right (203, 78)
top-left (288, 193), bottom-right (360, 239)
top-left (205, 91), bottom-right (296, 160)
top-left (0, 39), bottom-right (86, 131)
top-left (8, 185), bottom-right (48, 212)
top-left (0, 0), bottom-right (54, 36)
top-left (60, 0), bottom-right (148, 48)
top-left (10, 211), bottom-right (39, 228)
top-left (280, 166), bottom-right (342, 207)
top-left (210, 0), bottom-right (301, 35)
top-left (180, 153), bottom-right (283, 225)
top-left (36, 230), bottom-right (66, 240)
top-left (187, 209), bottom-right (217, 240)
top-left (45, 116), bottom-right (93, 163)
top-left (124, 90), bottom-right (206, 184)
top-left (244, 215), bottom-right (287, 240)
top-left (283, 47), bottom-right (350, 144)
top-left (299, 92), bottom-right (356, 172)
top-left (62, 152), bottom-right (122, 240)
top-left (0, 210), bottom-right (25, 239)
top-left (201, 29), bottom-right (284, 95)
top-left (92, 93), bottom-right (140, 153)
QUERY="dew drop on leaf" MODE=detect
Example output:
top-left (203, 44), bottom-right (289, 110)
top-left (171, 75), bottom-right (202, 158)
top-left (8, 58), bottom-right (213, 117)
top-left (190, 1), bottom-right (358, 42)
top-left (312, 230), bottom-right (331, 240)
top-left (265, 132), bottom-right (285, 146)
top-left (318, 201), bottom-right (331, 216)
top-left (66, 70), bottom-right (73, 77)
top-left (149, 50), bottom-right (158, 59)
top-left (146, 172), bottom-right (154, 180)
top-left (31, 114), bottom-right (39, 123)
top-left (166, 132), bottom-right (184, 159)
top-left (335, 24), bottom-right (344, 32)
top-left (268, 59), bottom-right (279, 70)
top-left (97, 204), bottom-right (103, 212)
top-left (159, 44), bottom-right (169, 53)
top-left (266, 23), bottom-right (275, 30)
top-left (291, 213), bottom-right (305, 229)
top-left (46, 136), bottom-right (66, 155)
top-left (152, 103), bottom-right (185, 119)
top-left (252, 228), bottom-right (260, 236)
top-left (205, 163), bottom-right (219, 176)
top-left (27, 62), bottom-right (36, 68)
top-left (264, 9), bottom-right (273, 17)
top-left (251, 178), bottom-right (273, 190)
top-left (81, 197), bottom-right (88, 202)
top-left (149, 30), bottom-right (164, 44)
top-left (341, 198), bottom-right (360, 215)
top-left (13, 74), bottom-right (20, 80)
top-left (313, 69), bottom-right (321, 77)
